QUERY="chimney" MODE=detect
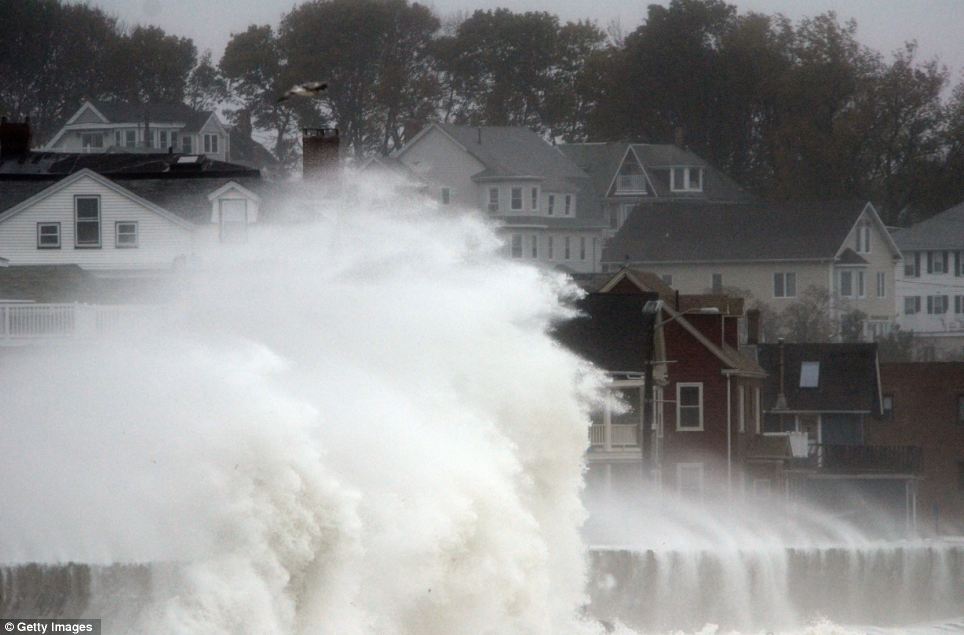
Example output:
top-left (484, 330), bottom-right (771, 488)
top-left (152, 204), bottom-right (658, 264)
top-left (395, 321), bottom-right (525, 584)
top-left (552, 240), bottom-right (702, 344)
top-left (302, 127), bottom-right (340, 179)
top-left (746, 308), bottom-right (761, 345)
top-left (674, 126), bottom-right (684, 148)
top-left (0, 116), bottom-right (32, 160)
top-left (237, 109), bottom-right (253, 140)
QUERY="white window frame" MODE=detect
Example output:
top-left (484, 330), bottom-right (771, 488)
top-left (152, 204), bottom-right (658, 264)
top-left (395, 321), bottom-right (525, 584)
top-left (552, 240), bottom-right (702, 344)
top-left (580, 236), bottom-right (587, 260)
top-left (876, 271), bottom-right (886, 298)
top-left (676, 462), bottom-right (705, 497)
top-left (856, 222), bottom-right (871, 254)
top-left (510, 187), bottom-right (523, 211)
top-left (547, 194), bottom-right (555, 216)
top-left (738, 385), bottom-right (746, 433)
top-left (676, 382), bottom-right (704, 431)
top-left (773, 272), bottom-right (797, 298)
top-left (159, 130), bottom-right (168, 150)
top-left (904, 296), bottom-right (921, 314)
top-left (37, 222), bottom-right (61, 249)
top-left (530, 187), bottom-right (539, 211)
top-left (564, 194), bottom-right (572, 216)
top-left (74, 195), bottom-right (101, 248)
top-left (124, 130), bottom-right (136, 148)
top-left (80, 132), bottom-right (103, 149)
top-left (488, 187), bottom-right (499, 213)
top-left (857, 271), bottom-right (866, 298)
top-left (182, 135), bottom-right (193, 154)
top-left (670, 167), bottom-right (704, 192)
top-left (203, 133), bottom-right (219, 153)
top-left (115, 221), bottom-right (139, 248)
top-left (839, 270), bottom-right (854, 297)
top-left (219, 198), bottom-right (248, 243)
top-left (800, 361), bottom-right (820, 388)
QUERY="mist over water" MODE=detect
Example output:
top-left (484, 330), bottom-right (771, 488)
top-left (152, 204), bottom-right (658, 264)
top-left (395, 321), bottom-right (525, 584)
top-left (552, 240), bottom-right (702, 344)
top-left (0, 175), bottom-right (960, 634)
top-left (0, 177), bottom-right (608, 634)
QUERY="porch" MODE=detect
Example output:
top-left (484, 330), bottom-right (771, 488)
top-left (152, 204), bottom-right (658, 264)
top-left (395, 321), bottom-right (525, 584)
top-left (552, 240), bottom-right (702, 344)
top-left (0, 302), bottom-right (164, 343)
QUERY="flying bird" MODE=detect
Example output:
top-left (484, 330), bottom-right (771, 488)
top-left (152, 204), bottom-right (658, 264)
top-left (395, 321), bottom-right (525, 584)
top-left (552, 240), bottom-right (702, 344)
top-left (278, 81), bottom-right (328, 103)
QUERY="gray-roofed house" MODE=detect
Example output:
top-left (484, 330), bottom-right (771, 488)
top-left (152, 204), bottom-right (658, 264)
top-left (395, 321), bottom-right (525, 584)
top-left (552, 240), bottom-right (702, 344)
top-left (602, 200), bottom-right (902, 338)
top-left (389, 123), bottom-right (608, 273)
top-left (558, 142), bottom-right (754, 235)
top-left (43, 100), bottom-right (277, 171)
top-left (891, 200), bottom-right (964, 360)
top-left (1, 120), bottom-right (265, 276)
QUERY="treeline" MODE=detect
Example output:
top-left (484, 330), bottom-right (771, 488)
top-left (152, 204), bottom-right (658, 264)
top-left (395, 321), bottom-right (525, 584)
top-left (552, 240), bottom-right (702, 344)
top-left (2, 0), bottom-right (963, 223)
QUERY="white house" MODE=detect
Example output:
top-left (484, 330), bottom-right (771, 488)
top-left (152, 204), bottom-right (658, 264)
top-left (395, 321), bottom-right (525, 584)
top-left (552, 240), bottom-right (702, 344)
top-left (44, 100), bottom-right (277, 171)
top-left (376, 123), bottom-right (608, 273)
top-left (892, 201), bottom-right (964, 360)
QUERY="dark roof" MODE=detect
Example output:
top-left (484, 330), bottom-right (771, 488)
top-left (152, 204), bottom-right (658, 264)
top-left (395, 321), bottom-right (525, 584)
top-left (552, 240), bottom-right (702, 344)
top-left (0, 180), bottom-right (57, 216)
top-left (0, 151), bottom-right (259, 178)
top-left (558, 142), bottom-right (754, 202)
top-left (553, 292), bottom-right (658, 374)
top-left (892, 200), bottom-right (964, 251)
top-left (227, 129), bottom-right (278, 169)
top-left (603, 200), bottom-right (870, 263)
top-left (116, 176), bottom-right (264, 223)
top-left (758, 343), bottom-right (880, 414)
top-left (835, 248), bottom-right (868, 265)
top-left (85, 100), bottom-right (212, 133)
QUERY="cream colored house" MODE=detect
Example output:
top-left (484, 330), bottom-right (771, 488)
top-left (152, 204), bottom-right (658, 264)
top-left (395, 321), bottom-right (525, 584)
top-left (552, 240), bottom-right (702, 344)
top-left (602, 200), bottom-right (901, 338)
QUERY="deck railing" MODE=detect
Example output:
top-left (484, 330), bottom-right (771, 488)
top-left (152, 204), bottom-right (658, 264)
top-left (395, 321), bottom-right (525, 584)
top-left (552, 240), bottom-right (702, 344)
top-left (806, 443), bottom-right (923, 474)
top-left (616, 174), bottom-right (647, 193)
top-left (589, 424), bottom-right (640, 449)
top-left (0, 302), bottom-right (163, 342)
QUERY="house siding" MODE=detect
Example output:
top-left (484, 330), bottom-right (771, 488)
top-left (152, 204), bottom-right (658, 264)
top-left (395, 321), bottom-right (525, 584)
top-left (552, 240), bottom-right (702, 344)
top-left (835, 209), bottom-right (900, 321)
top-left (0, 175), bottom-right (193, 270)
top-left (398, 127), bottom-right (486, 210)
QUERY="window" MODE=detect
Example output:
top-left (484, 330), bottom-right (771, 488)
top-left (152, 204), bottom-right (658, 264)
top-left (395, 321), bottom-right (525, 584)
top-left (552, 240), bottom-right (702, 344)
top-left (547, 236), bottom-right (554, 260)
top-left (927, 295), bottom-right (949, 314)
top-left (800, 361), bottom-right (820, 388)
top-left (114, 130), bottom-right (122, 146)
top-left (144, 130), bottom-right (155, 148)
top-left (182, 135), bottom-right (193, 153)
top-left (876, 272), bottom-right (886, 298)
top-left (440, 187), bottom-right (451, 205)
top-left (738, 386), bottom-right (746, 433)
top-left (564, 194), bottom-right (572, 215)
top-left (856, 222), bottom-right (871, 254)
top-left (488, 188), bottom-right (499, 213)
top-left (711, 273), bottom-right (722, 293)
top-left (37, 223), bottom-right (60, 249)
top-left (882, 394), bottom-right (894, 420)
top-left (670, 167), bottom-right (703, 192)
top-left (530, 235), bottom-right (538, 259)
top-left (159, 130), bottom-right (168, 150)
top-left (839, 270), bottom-right (854, 297)
top-left (80, 133), bottom-right (103, 149)
top-left (676, 383), bottom-right (703, 431)
top-left (929, 251), bottom-right (949, 274)
top-left (905, 296), bottom-right (921, 314)
top-left (124, 130), bottom-right (136, 148)
top-left (531, 187), bottom-right (538, 210)
top-left (955, 295), bottom-right (964, 315)
top-left (580, 236), bottom-right (586, 260)
top-left (564, 236), bottom-right (571, 260)
top-left (204, 133), bottom-right (219, 154)
top-left (510, 187), bottom-right (523, 211)
top-left (510, 234), bottom-right (522, 258)
top-left (904, 254), bottom-right (918, 277)
top-left (115, 222), bottom-right (138, 248)
top-left (547, 194), bottom-right (555, 216)
top-left (676, 463), bottom-right (704, 498)
top-left (661, 274), bottom-right (673, 286)
top-left (74, 196), bottom-right (100, 247)
top-left (774, 272), bottom-right (796, 298)
top-left (857, 271), bottom-right (866, 298)
top-left (219, 199), bottom-right (247, 243)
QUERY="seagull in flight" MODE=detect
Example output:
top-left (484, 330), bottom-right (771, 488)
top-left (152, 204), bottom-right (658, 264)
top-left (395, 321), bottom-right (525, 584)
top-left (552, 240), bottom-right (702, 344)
top-left (278, 81), bottom-right (328, 103)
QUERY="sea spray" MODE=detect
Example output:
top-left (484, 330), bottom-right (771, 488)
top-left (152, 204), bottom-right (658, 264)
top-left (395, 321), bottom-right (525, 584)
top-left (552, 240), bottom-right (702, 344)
top-left (0, 176), bottom-right (609, 634)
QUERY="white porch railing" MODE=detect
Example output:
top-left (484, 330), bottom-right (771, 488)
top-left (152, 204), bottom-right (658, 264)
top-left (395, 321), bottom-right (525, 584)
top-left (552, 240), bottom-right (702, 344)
top-left (0, 302), bottom-right (163, 342)
top-left (616, 174), bottom-right (647, 193)
top-left (589, 424), bottom-right (640, 449)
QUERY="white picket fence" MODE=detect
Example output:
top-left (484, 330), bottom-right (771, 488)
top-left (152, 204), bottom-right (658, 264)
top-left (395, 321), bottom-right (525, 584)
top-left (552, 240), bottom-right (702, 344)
top-left (0, 302), bottom-right (163, 343)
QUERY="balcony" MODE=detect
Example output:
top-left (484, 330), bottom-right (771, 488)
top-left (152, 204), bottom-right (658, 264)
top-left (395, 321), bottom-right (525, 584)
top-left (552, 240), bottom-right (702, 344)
top-left (589, 424), bottom-right (640, 450)
top-left (615, 174), bottom-right (647, 194)
top-left (796, 444), bottom-right (923, 475)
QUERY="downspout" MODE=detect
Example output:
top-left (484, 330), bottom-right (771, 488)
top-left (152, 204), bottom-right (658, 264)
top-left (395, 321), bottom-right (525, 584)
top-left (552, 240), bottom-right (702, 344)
top-left (726, 373), bottom-right (732, 494)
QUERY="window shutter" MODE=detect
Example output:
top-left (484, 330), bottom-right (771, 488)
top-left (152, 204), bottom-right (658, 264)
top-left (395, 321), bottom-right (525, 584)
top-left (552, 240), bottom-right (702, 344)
top-left (927, 252), bottom-right (933, 274)
top-left (914, 253), bottom-right (920, 277)
top-left (927, 296), bottom-right (933, 314)
top-left (956, 252), bottom-right (962, 277)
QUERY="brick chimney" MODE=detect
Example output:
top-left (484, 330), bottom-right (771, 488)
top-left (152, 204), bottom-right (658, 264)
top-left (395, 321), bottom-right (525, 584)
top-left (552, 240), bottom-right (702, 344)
top-left (302, 128), bottom-right (339, 179)
top-left (0, 116), bottom-right (32, 160)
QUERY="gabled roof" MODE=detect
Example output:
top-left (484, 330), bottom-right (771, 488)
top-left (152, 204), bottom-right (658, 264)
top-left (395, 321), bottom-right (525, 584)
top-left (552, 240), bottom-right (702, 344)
top-left (892, 200), bottom-right (964, 251)
top-left (835, 248), bottom-right (868, 265)
top-left (228, 129), bottom-right (278, 168)
top-left (603, 200), bottom-right (876, 264)
top-left (758, 343), bottom-right (881, 414)
top-left (81, 100), bottom-right (213, 133)
top-left (552, 292), bottom-right (658, 374)
top-left (558, 142), bottom-right (754, 202)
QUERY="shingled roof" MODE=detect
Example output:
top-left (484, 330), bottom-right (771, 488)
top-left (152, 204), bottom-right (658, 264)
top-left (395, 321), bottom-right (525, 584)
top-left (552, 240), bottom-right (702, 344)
top-left (603, 200), bottom-right (874, 264)
top-left (891, 200), bottom-right (964, 251)
top-left (758, 343), bottom-right (881, 414)
top-left (83, 100), bottom-right (213, 133)
top-left (0, 151), bottom-right (259, 178)
top-left (553, 292), bottom-right (658, 374)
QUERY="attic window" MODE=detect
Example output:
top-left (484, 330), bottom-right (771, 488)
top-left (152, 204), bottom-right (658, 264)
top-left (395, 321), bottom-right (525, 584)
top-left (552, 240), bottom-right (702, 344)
top-left (670, 167), bottom-right (703, 192)
top-left (800, 362), bottom-right (820, 388)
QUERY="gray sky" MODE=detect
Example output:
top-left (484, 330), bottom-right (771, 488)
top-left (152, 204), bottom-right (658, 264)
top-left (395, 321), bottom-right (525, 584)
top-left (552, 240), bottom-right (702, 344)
top-left (94, 0), bottom-right (963, 80)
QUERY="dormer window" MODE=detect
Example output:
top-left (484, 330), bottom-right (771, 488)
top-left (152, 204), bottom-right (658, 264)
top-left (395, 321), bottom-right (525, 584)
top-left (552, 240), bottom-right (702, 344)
top-left (670, 167), bottom-right (703, 192)
top-left (856, 221), bottom-right (871, 253)
top-left (219, 199), bottom-right (247, 243)
top-left (800, 362), bottom-right (820, 388)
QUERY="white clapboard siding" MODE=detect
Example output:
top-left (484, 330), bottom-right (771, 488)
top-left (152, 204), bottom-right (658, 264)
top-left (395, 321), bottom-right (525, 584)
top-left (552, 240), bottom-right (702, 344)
top-left (0, 174), bottom-right (194, 270)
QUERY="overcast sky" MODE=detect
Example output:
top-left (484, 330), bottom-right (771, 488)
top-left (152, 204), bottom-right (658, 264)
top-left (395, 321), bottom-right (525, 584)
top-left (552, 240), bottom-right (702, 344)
top-left (92, 0), bottom-right (964, 80)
